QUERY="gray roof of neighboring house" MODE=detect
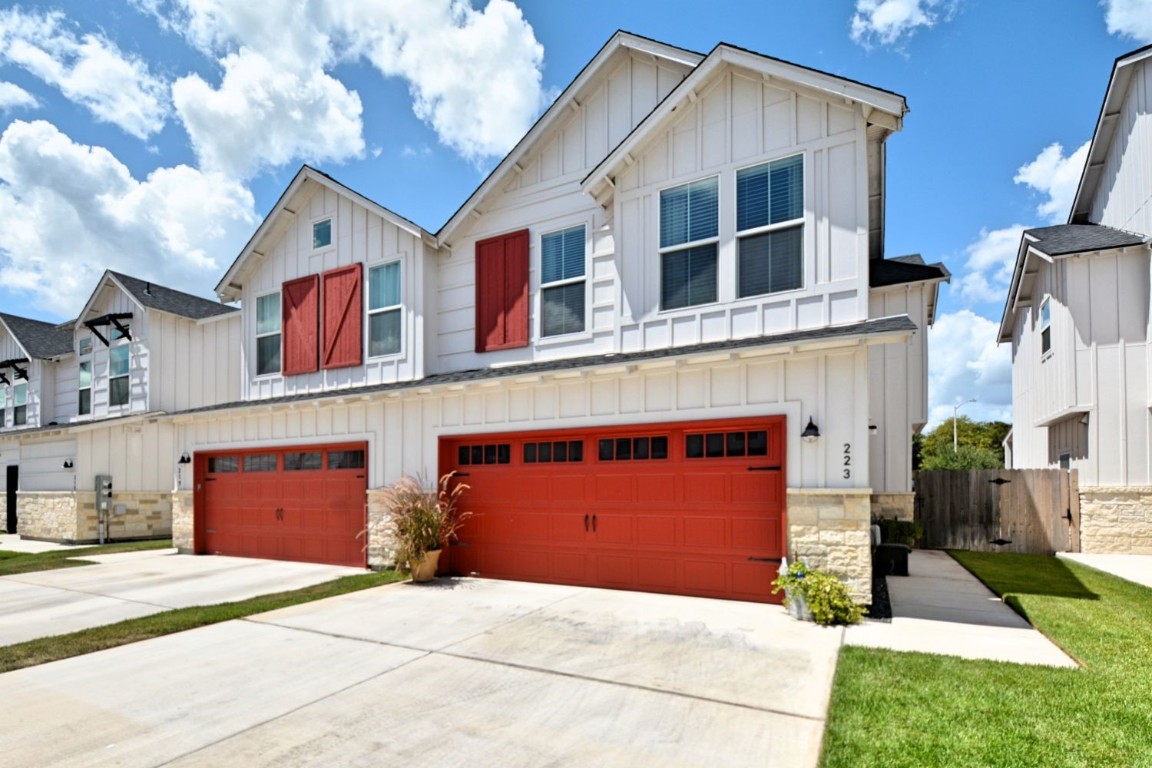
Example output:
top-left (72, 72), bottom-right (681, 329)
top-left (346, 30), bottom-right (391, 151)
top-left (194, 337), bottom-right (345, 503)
top-left (110, 272), bottom-right (238, 320)
top-left (172, 314), bottom-right (918, 418)
top-left (869, 254), bottom-right (950, 288)
top-left (0, 313), bottom-right (75, 359)
top-left (1025, 224), bottom-right (1147, 257)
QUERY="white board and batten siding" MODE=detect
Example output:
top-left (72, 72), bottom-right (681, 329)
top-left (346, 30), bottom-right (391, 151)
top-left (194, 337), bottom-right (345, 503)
top-left (1011, 250), bottom-right (1150, 486)
top-left (243, 183), bottom-right (427, 400)
top-left (179, 345), bottom-right (873, 493)
top-left (75, 287), bottom-right (150, 420)
top-left (1088, 57), bottom-right (1152, 237)
top-left (16, 435), bottom-right (76, 492)
top-left (75, 420), bottom-right (177, 493)
top-left (149, 311), bottom-right (241, 412)
top-left (868, 283), bottom-right (930, 494)
top-left (434, 53), bottom-right (692, 372)
top-left (613, 69), bottom-right (870, 353)
top-left (0, 332), bottom-right (51, 431)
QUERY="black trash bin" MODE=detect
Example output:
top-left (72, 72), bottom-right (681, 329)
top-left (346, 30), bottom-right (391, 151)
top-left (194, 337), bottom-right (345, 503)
top-left (874, 543), bottom-right (911, 576)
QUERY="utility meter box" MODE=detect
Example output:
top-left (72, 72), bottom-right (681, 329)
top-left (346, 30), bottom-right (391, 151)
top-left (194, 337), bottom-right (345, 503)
top-left (95, 475), bottom-right (113, 515)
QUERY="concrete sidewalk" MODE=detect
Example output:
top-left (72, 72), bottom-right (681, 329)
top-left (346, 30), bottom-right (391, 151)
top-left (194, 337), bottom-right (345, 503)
top-left (0, 533), bottom-right (84, 554)
top-left (1058, 552), bottom-right (1152, 590)
top-left (844, 550), bottom-right (1077, 667)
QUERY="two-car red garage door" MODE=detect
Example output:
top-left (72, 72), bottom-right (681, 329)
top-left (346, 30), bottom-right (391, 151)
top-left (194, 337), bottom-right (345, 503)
top-left (194, 442), bottom-right (367, 567)
top-left (441, 417), bottom-right (786, 603)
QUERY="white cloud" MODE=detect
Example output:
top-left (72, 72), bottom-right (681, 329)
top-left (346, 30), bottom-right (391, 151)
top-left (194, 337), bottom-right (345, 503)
top-left (172, 49), bottom-right (365, 179)
top-left (0, 120), bottom-right (257, 315)
top-left (1013, 141), bottom-right (1091, 224)
top-left (0, 8), bottom-right (168, 139)
top-left (143, 0), bottom-right (546, 167)
top-left (927, 310), bottom-right (1013, 428)
top-left (955, 225), bottom-right (1027, 305)
top-left (1101, 0), bottom-right (1152, 43)
top-left (850, 0), bottom-right (957, 47)
top-left (0, 81), bottom-right (39, 111)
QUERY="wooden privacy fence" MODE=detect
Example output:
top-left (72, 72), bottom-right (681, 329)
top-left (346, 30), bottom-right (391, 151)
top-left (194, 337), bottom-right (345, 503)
top-left (914, 469), bottom-right (1079, 554)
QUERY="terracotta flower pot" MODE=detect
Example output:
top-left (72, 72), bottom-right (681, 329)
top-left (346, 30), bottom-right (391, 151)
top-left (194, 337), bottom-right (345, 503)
top-left (409, 549), bottom-right (442, 583)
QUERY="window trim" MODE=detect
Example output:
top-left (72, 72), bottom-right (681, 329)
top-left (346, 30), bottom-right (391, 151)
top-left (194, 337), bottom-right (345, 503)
top-left (367, 260), bottom-right (404, 359)
top-left (658, 174), bottom-right (721, 312)
top-left (108, 343), bottom-right (130, 408)
top-left (254, 290), bottom-right (282, 377)
top-left (538, 223), bottom-right (589, 340)
top-left (1039, 295), bottom-right (1052, 357)
top-left (13, 382), bottom-right (27, 426)
top-left (78, 336), bottom-right (92, 356)
top-left (78, 359), bottom-right (92, 416)
top-left (311, 215), bottom-right (334, 252)
top-left (734, 153), bottom-right (806, 299)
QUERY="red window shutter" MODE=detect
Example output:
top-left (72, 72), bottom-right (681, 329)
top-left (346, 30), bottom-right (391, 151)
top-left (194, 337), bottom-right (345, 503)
top-left (322, 263), bottom-right (363, 369)
top-left (475, 229), bottom-right (529, 352)
top-left (282, 275), bottom-right (319, 375)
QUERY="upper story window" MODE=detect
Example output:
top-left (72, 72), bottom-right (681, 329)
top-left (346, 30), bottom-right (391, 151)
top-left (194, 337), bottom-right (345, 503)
top-left (541, 225), bottom-right (586, 337)
top-left (13, 383), bottom-right (27, 426)
top-left (736, 154), bottom-right (804, 297)
top-left (660, 177), bottom-right (718, 310)
top-left (109, 346), bottom-right (129, 407)
top-left (256, 292), bottom-right (281, 376)
top-left (0, 387), bottom-right (7, 427)
top-left (78, 336), bottom-right (92, 356)
top-left (110, 323), bottom-right (130, 341)
top-left (1040, 296), bottom-right (1052, 356)
top-left (368, 261), bottom-right (402, 357)
top-left (313, 218), bottom-right (332, 250)
top-left (78, 361), bottom-right (92, 416)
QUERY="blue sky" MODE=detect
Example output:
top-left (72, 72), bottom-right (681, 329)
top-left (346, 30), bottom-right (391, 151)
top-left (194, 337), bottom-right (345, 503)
top-left (0, 0), bottom-right (1150, 428)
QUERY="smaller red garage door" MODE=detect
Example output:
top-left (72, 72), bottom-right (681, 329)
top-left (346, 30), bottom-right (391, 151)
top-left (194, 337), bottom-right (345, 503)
top-left (194, 442), bottom-right (367, 567)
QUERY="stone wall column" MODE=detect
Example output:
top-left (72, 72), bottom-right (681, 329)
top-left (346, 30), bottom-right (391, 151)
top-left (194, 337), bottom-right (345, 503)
top-left (172, 491), bottom-right (194, 553)
top-left (871, 492), bottom-right (914, 522)
top-left (786, 488), bottom-right (873, 603)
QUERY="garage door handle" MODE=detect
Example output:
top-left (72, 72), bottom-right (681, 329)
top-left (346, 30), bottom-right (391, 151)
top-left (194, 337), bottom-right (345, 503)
top-left (747, 556), bottom-right (782, 563)
top-left (584, 514), bottom-right (589, 532)
top-left (592, 514), bottom-right (597, 533)
top-left (747, 466), bottom-right (781, 472)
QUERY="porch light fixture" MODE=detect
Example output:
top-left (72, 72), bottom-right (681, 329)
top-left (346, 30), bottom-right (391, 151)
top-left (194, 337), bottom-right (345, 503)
top-left (178, 453), bottom-right (191, 465)
top-left (801, 417), bottom-right (820, 443)
top-left (62, 459), bottom-right (74, 469)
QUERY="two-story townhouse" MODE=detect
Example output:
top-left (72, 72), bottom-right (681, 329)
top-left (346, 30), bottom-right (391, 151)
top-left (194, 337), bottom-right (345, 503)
top-left (9, 270), bottom-right (240, 543)
top-left (0, 313), bottom-right (73, 533)
top-left (171, 32), bottom-right (945, 603)
top-left (1000, 43), bottom-right (1152, 555)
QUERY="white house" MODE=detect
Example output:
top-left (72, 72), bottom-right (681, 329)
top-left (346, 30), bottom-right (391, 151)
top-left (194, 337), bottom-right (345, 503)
top-left (999, 43), bottom-right (1152, 554)
top-left (164, 32), bottom-right (946, 602)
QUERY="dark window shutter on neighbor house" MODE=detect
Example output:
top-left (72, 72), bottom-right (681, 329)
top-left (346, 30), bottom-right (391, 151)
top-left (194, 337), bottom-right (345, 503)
top-left (322, 263), bottom-right (363, 369)
top-left (475, 229), bottom-right (529, 352)
top-left (282, 274), bottom-right (319, 375)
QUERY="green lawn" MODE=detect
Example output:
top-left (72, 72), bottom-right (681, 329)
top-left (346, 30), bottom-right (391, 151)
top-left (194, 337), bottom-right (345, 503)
top-left (0, 569), bottom-right (405, 674)
top-left (0, 539), bottom-right (174, 576)
top-left (821, 552), bottom-right (1152, 767)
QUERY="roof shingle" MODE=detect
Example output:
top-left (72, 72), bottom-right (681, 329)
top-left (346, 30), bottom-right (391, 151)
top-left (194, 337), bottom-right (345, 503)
top-left (0, 313), bottom-right (74, 359)
top-left (109, 272), bottom-right (238, 320)
top-left (1025, 224), bottom-right (1146, 256)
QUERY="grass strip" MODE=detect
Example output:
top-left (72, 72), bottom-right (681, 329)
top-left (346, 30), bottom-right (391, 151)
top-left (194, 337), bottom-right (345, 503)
top-left (0, 539), bottom-right (173, 576)
top-left (821, 552), bottom-right (1152, 767)
top-left (0, 569), bottom-right (405, 674)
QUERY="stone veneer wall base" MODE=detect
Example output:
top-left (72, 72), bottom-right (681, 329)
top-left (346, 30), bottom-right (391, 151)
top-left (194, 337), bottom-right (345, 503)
top-left (1079, 487), bottom-right (1152, 554)
top-left (18, 491), bottom-right (173, 544)
top-left (870, 492), bottom-right (914, 522)
top-left (787, 488), bottom-right (873, 603)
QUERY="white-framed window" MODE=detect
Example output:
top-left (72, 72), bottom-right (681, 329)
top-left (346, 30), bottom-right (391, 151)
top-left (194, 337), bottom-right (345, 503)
top-left (0, 387), bottom-right (6, 427)
top-left (736, 154), bottom-right (804, 297)
top-left (1040, 296), bottom-right (1052, 356)
top-left (109, 345), bottom-right (129, 407)
top-left (78, 360), bottom-right (92, 416)
top-left (78, 336), bottom-right (92, 356)
top-left (13, 382), bottom-right (27, 426)
top-left (367, 261), bottom-right (402, 357)
top-left (659, 176), bottom-right (719, 310)
top-left (540, 225), bottom-right (586, 337)
top-left (110, 323), bottom-right (130, 342)
top-left (312, 217), bottom-right (333, 250)
top-left (256, 291), bottom-right (281, 375)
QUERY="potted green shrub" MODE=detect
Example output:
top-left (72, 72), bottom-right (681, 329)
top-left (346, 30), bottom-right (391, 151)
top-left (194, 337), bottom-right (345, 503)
top-left (772, 559), bottom-right (864, 626)
top-left (384, 473), bottom-right (470, 582)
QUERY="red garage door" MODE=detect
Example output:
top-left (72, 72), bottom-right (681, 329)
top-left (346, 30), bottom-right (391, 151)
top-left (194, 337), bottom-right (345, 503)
top-left (441, 417), bottom-right (786, 603)
top-left (194, 443), bottom-right (367, 567)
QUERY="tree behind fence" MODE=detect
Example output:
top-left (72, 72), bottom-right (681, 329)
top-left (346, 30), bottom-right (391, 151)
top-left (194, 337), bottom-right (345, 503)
top-left (914, 469), bottom-right (1079, 554)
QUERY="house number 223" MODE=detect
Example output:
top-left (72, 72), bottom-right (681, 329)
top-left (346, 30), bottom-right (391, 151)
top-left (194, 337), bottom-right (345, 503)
top-left (843, 443), bottom-right (852, 479)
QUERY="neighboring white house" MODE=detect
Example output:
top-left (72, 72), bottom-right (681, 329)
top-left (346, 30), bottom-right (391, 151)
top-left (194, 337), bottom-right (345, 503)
top-left (161, 32), bottom-right (946, 602)
top-left (999, 43), bottom-right (1152, 554)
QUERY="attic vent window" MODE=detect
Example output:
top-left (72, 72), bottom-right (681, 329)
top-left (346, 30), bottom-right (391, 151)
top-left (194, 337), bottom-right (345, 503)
top-left (313, 218), bottom-right (332, 250)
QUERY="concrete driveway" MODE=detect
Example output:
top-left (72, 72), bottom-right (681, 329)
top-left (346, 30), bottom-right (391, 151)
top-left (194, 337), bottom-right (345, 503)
top-left (0, 549), bottom-right (365, 645)
top-left (0, 578), bottom-right (843, 767)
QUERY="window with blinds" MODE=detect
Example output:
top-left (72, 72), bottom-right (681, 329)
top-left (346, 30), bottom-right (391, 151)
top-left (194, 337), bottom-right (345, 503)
top-left (736, 154), bottom-right (803, 298)
top-left (659, 177), bottom-right (719, 310)
top-left (540, 225), bottom-right (586, 337)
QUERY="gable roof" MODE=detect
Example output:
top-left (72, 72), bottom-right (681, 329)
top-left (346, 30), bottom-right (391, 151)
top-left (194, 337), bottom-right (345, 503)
top-left (997, 223), bottom-right (1149, 342)
top-left (0, 313), bottom-right (74, 360)
top-left (109, 272), bottom-right (238, 320)
top-left (581, 42), bottom-right (907, 202)
top-left (1070, 43), bottom-right (1152, 224)
top-left (216, 165), bottom-right (430, 301)
top-left (436, 31), bottom-right (704, 246)
top-left (869, 254), bottom-right (950, 288)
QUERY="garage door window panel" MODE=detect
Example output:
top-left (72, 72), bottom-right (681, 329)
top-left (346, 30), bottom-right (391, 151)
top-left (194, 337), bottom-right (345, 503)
top-left (208, 456), bottom-right (239, 473)
top-left (243, 454), bottom-right (277, 472)
top-left (599, 435), bottom-right (668, 461)
top-left (328, 450), bottom-right (365, 469)
top-left (284, 451), bottom-right (322, 471)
